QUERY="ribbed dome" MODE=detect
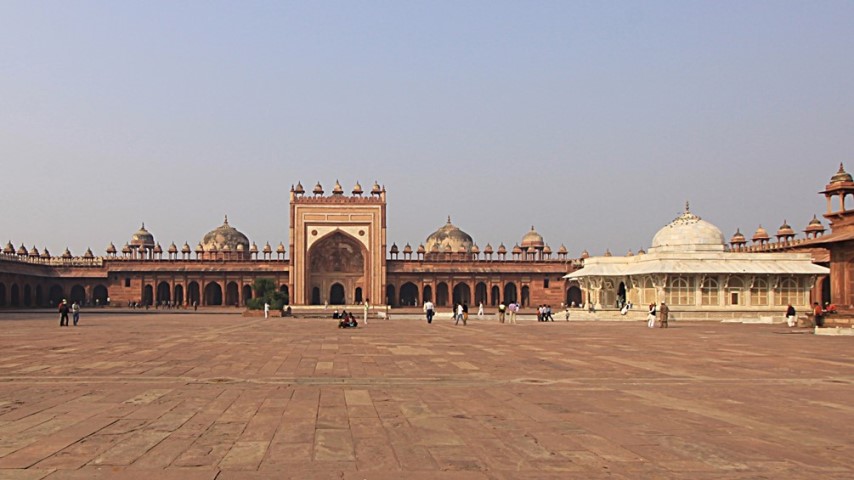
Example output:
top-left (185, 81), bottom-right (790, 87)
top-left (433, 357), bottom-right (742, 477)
top-left (425, 217), bottom-right (474, 254)
top-left (313, 182), bottom-right (324, 196)
top-left (106, 242), bottom-right (117, 254)
top-left (83, 248), bottom-right (94, 259)
top-left (512, 244), bottom-right (522, 254)
top-left (403, 243), bottom-right (412, 254)
top-left (390, 243), bottom-right (399, 254)
top-left (122, 243), bottom-right (131, 254)
top-left (153, 243), bottom-right (163, 254)
top-left (182, 242), bottom-right (191, 254)
top-left (29, 246), bottom-right (39, 257)
top-left (249, 242), bottom-right (258, 253)
top-left (520, 226), bottom-right (545, 249)
top-left (17, 244), bottom-right (27, 256)
top-left (332, 180), bottom-right (344, 195)
top-left (3, 241), bottom-right (14, 255)
top-left (201, 216), bottom-right (250, 253)
top-left (263, 242), bottom-right (272, 254)
top-left (543, 245), bottom-right (552, 255)
top-left (130, 223), bottom-right (155, 249)
top-left (168, 242), bottom-right (178, 254)
top-left (497, 243), bottom-right (507, 254)
top-left (352, 182), bottom-right (363, 196)
top-left (61, 247), bottom-right (72, 259)
top-left (484, 243), bottom-right (494, 254)
top-left (752, 225), bottom-right (770, 242)
top-left (277, 242), bottom-right (286, 254)
top-left (650, 204), bottom-right (725, 253)
top-left (294, 182), bottom-right (305, 195)
top-left (805, 215), bottom-right (825, 234)
top-left (776, 220), bottom-right (795, 237)
top-left (471, 244), bottom-right (480, 254)
top-left (830, 163), bottom-right (853, 183)
top-left (557, 244), bottom-right (568, 254)
top-left (41, 248), bottom-right (51, 259)
top-left (417, 244), bottom-right (426, 254)
top-left (730, 229), bottom-right (747, 244)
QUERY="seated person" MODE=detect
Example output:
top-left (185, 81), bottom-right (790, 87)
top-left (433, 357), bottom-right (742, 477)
top-left (332, 309), bottom-right (340, 319)
top-left (338, 312), bottom-right (359, 328)
top-left (825, 302), bottom-right (838, 313)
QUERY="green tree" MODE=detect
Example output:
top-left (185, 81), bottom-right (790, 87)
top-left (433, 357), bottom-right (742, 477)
top-left (248, 278), bottom-right (288, 310)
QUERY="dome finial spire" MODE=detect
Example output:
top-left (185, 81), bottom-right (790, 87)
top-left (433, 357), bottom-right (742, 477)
top-left (447, 215), bottom-right (452, 224)
top-left (224, 214), bottom-right (228, 225)
top-left (685, 201), bottom-right (690, 213)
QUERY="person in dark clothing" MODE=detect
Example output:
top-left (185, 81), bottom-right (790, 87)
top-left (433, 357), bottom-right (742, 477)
top-left (58, 299), bottom-right (70, 327)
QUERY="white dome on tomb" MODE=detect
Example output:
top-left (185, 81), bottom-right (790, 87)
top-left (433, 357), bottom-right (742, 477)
top-left (650, 205), bottom-right (725, 253)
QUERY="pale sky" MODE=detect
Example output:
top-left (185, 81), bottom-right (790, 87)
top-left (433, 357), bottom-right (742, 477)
top-left (1, 1), bottom-right (853, 258)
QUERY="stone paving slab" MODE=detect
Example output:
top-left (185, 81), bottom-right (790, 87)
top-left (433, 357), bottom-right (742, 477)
top-left (0, 312), bottom-right (851, 478)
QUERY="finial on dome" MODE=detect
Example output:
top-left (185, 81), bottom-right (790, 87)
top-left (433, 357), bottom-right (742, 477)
top-left (224, 214), bottom-right (228, 225)
top-left (685, 201), bottom-right (690, 213)
top-left (447, 215), bottom-right (452, 224)
top-left (141, 222), bottom-right (145, 229)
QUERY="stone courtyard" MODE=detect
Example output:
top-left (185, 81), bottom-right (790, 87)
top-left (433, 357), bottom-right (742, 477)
top-left (0, 311), bottom-right (852, 479)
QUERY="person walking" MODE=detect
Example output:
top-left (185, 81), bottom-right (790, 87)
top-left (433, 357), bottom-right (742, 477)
top-left (812, 302), bottom-right (824, 327)
top-left (647, 303), bottom-right (657, 328)
top-left (786, 304), bottom-right (797, 327)
top-left (455, 303), bottom-right (464, 325)
top-left (508, 301), bottom-right (518, 324)
top-left (58, 299), bottom-right (70, 327)
top-left (264, 302), bottom-right (270, 319)
top-left (477, 302), bottom-right (484, 318)
top-left (71, 301), bottom-right (80, 326)
top-left (498, 301), bottom-right (506, 323)
top-left (658, 301), bottom-right (669, 328)
top-left (462, 303), bottom-right (468, 326)
top-left (565, 306), bottom-right (570, 321)
top-left (424, 300), bottom-right (435, 324)
top-left (363, 298), bottom-right (370, 325)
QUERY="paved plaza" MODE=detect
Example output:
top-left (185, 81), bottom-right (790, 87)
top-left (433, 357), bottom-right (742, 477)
top-left (0, 311), bottom-right (852, 479)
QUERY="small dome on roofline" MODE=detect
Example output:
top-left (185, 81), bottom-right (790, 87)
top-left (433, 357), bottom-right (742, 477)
top-left (830, 163), bottom-right (853, 184)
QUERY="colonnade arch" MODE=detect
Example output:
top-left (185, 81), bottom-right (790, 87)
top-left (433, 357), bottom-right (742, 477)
top-left (436, 282), bottom-right (449, 306)
top-left (157, 282), bottom-right (171, 304)
top-left (35, 285), bottom-right (44, 306)
top-left (452, 283), bottom-right (471, 306)
top-left (226, 282), bottom-right (239, 306)
top-left (49, 285), bottom-right (63, 305)
top-left (188, 282), bottom-right (200, 306)
top-left (475, 282), bottom-right (487, 306)
top-left (70, 285), bottom-right (86, 304)
top-left (10, 284), bottom-right (20, 306)
top-left (0, 283), bottom-right (6, 306)
top-left (23, 285), bottom-right (32, 306)
top-left (205, 282), bottom-right (223, 306)
top-left (174, 285), bottom-right (184, 305)
top-left (399, 282), bottom-right (418, 306)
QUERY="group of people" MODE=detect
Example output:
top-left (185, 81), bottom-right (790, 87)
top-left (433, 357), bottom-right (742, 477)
top-left (57, 299), bottom-right (80, 327)
top-left (646, 302), bottom-right (670, 328)
top-left (536, 305), bottom-right (554, 322)
top-left (336, 310), bottom-right (359, 328)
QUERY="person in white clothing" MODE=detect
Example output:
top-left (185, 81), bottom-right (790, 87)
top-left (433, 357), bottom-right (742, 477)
top-left (363, 299), bottom-right (370, 325)
top-left (477, 302), bottom-right (484, 317)
top-left (647, 303), bottom-right (656, 328)
top-left (264, 302), bottom-right (270, 319)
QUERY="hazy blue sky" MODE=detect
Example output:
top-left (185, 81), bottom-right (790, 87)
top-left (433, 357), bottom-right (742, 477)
top-left (2, 1), bottom-right (853, 257)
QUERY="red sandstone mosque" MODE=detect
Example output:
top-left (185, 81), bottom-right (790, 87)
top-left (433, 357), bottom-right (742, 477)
top-left (3, 166), bottom-right (854, 318)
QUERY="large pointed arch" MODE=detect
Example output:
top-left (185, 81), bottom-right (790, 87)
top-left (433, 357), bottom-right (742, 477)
top-left (306, 230), bottom-right (368, 307)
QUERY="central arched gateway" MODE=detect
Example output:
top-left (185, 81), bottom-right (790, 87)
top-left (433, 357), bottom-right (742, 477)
top-left (306, 231), bottom-right (368, 305)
